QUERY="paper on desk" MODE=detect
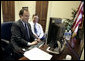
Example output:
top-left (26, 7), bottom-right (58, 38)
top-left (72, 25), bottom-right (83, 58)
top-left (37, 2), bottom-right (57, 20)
top-left (24, 47), bottom-right (52, 60)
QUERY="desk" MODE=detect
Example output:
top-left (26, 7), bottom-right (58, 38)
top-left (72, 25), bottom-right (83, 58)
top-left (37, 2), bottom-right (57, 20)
top-left (19, 44), bottom-right (49, 60)
top-left (19, 42), bottom-right (81, 60)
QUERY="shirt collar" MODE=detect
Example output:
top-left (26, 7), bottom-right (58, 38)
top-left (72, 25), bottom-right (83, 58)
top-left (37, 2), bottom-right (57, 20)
top-left (33, 21), bottom-right (37, 25)
top-left (20, 19), bottom-right (26, 27)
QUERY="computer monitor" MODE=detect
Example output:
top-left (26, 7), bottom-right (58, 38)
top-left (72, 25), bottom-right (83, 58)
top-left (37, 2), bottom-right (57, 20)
top-left (47, 17), bottom-right (65, 48)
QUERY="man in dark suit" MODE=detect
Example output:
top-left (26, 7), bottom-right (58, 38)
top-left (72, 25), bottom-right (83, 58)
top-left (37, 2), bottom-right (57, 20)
top-left (11, 9), bottom-right (40, 59)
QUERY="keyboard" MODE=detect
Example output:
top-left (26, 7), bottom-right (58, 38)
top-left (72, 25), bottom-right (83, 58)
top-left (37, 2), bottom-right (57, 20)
top-left (25, 41), bottom-right (45, 51)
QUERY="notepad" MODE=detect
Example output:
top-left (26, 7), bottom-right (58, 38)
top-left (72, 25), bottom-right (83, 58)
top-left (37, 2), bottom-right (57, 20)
top-left (24, 47), bottom-right (52, 60)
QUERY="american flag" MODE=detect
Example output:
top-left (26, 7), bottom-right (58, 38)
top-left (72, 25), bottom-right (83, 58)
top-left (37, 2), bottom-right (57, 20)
top-left (71, 1), bottom-right (84, 38)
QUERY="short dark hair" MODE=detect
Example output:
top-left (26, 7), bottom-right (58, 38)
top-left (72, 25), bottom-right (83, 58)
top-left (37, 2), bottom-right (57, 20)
top-left (32, 13), bottom-right (38, 18)
top-left (19, 9), bottom-right (28, 17)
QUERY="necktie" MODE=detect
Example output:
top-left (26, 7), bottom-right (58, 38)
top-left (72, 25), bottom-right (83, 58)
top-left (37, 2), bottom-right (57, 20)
top-left (25, 23), bottom-right (30, 40)
top-left (34, 24), bottom-right (37, 35)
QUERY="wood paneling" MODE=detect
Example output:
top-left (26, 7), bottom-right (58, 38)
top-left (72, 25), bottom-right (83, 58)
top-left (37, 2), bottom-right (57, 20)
top-left (2, 1), bottom-right (15, 22)
top-left (36, 1), bottom-right (48, 32)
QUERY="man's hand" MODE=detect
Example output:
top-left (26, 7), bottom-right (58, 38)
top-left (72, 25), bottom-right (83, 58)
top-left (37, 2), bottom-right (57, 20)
top-left (27, 38), bottom-right (41, 46)
top-left (37, 38), bottom-right (41, 42)
top-left (28, 41), bottom-right (38, 46)
top-left (34, 34), bottom-right (41, 42)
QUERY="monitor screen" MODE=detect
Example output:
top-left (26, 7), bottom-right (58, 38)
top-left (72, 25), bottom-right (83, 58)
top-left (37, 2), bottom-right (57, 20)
top-left (47, 18), bottom-right (65, 47)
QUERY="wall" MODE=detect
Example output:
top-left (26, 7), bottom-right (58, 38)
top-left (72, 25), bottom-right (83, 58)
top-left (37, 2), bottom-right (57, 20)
top-left (45, 1), bottom-right (81, 33)
top-left (80, 34), bottom-right (84, 60)
top-left (15, 1), bottom-right (36, 22)
top-left (80, 48), bottom-right (84, 60)
top-left (1, 2), bottom-right (3, 23)
top-left (1, 1), bottom-right (36, 23)
top-left (1, 1), bottom-right (81, 31)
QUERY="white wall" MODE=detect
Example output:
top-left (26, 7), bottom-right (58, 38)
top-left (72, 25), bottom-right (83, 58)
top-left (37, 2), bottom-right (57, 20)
top-left (1, 2), bottom-right (3, 23)
top-left (80, 48), bottom-right (84, 60)
top-left (15, 1), bottom-right (36, 22)
top-left (45, 1), bottom-right (81, 33)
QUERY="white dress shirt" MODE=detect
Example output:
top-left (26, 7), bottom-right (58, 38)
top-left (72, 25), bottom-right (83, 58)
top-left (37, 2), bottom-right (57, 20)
top-left (29, 21), bottom-right (44, 39)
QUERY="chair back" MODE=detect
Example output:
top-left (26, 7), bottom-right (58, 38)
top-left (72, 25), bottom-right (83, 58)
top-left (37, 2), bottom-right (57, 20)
top-left (1, 22), bottom-right (13, 41)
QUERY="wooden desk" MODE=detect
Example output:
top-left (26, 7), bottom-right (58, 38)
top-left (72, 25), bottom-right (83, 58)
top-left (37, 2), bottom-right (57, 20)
top-left (19, 42), bottom-right (82, 60)
top-left (19, 44), bottom-right (49, 60)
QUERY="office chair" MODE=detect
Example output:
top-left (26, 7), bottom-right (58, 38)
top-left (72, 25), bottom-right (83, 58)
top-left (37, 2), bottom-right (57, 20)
top-left (1, 22), bottom-right (24, 60)
top-left (1, 22), bottom-right (15, 60)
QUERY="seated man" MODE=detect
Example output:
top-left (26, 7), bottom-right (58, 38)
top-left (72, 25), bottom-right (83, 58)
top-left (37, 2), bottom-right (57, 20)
top-left (11, 9), bottom-right (40, 59)
top-left (29, 14), bottom-right (46, 41)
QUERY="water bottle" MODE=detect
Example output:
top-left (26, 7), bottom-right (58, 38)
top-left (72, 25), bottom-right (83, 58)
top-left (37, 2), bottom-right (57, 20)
top-left (66, 30), bottom-right (71, 40)
top-left (69, 30), bottom-right (71, 40)
top-left (64, 30), bottom-right (67, 39)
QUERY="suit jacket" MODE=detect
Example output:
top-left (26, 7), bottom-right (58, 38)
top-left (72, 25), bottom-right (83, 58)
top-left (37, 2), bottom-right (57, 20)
top-left (11, 19), bottom-right (35, 51)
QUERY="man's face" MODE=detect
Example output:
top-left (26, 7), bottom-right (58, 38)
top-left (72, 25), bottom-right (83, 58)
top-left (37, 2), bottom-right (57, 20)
top-left (33, 16), bottom-right (39, 23)
top-left (21, 10), bottom-right (30, 23)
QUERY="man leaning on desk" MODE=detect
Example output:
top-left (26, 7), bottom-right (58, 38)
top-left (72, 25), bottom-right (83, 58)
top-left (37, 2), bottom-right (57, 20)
top-left (29, 14), bottom-right (46, 41)
top-left (11, 9), bottom-right (41, 59)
